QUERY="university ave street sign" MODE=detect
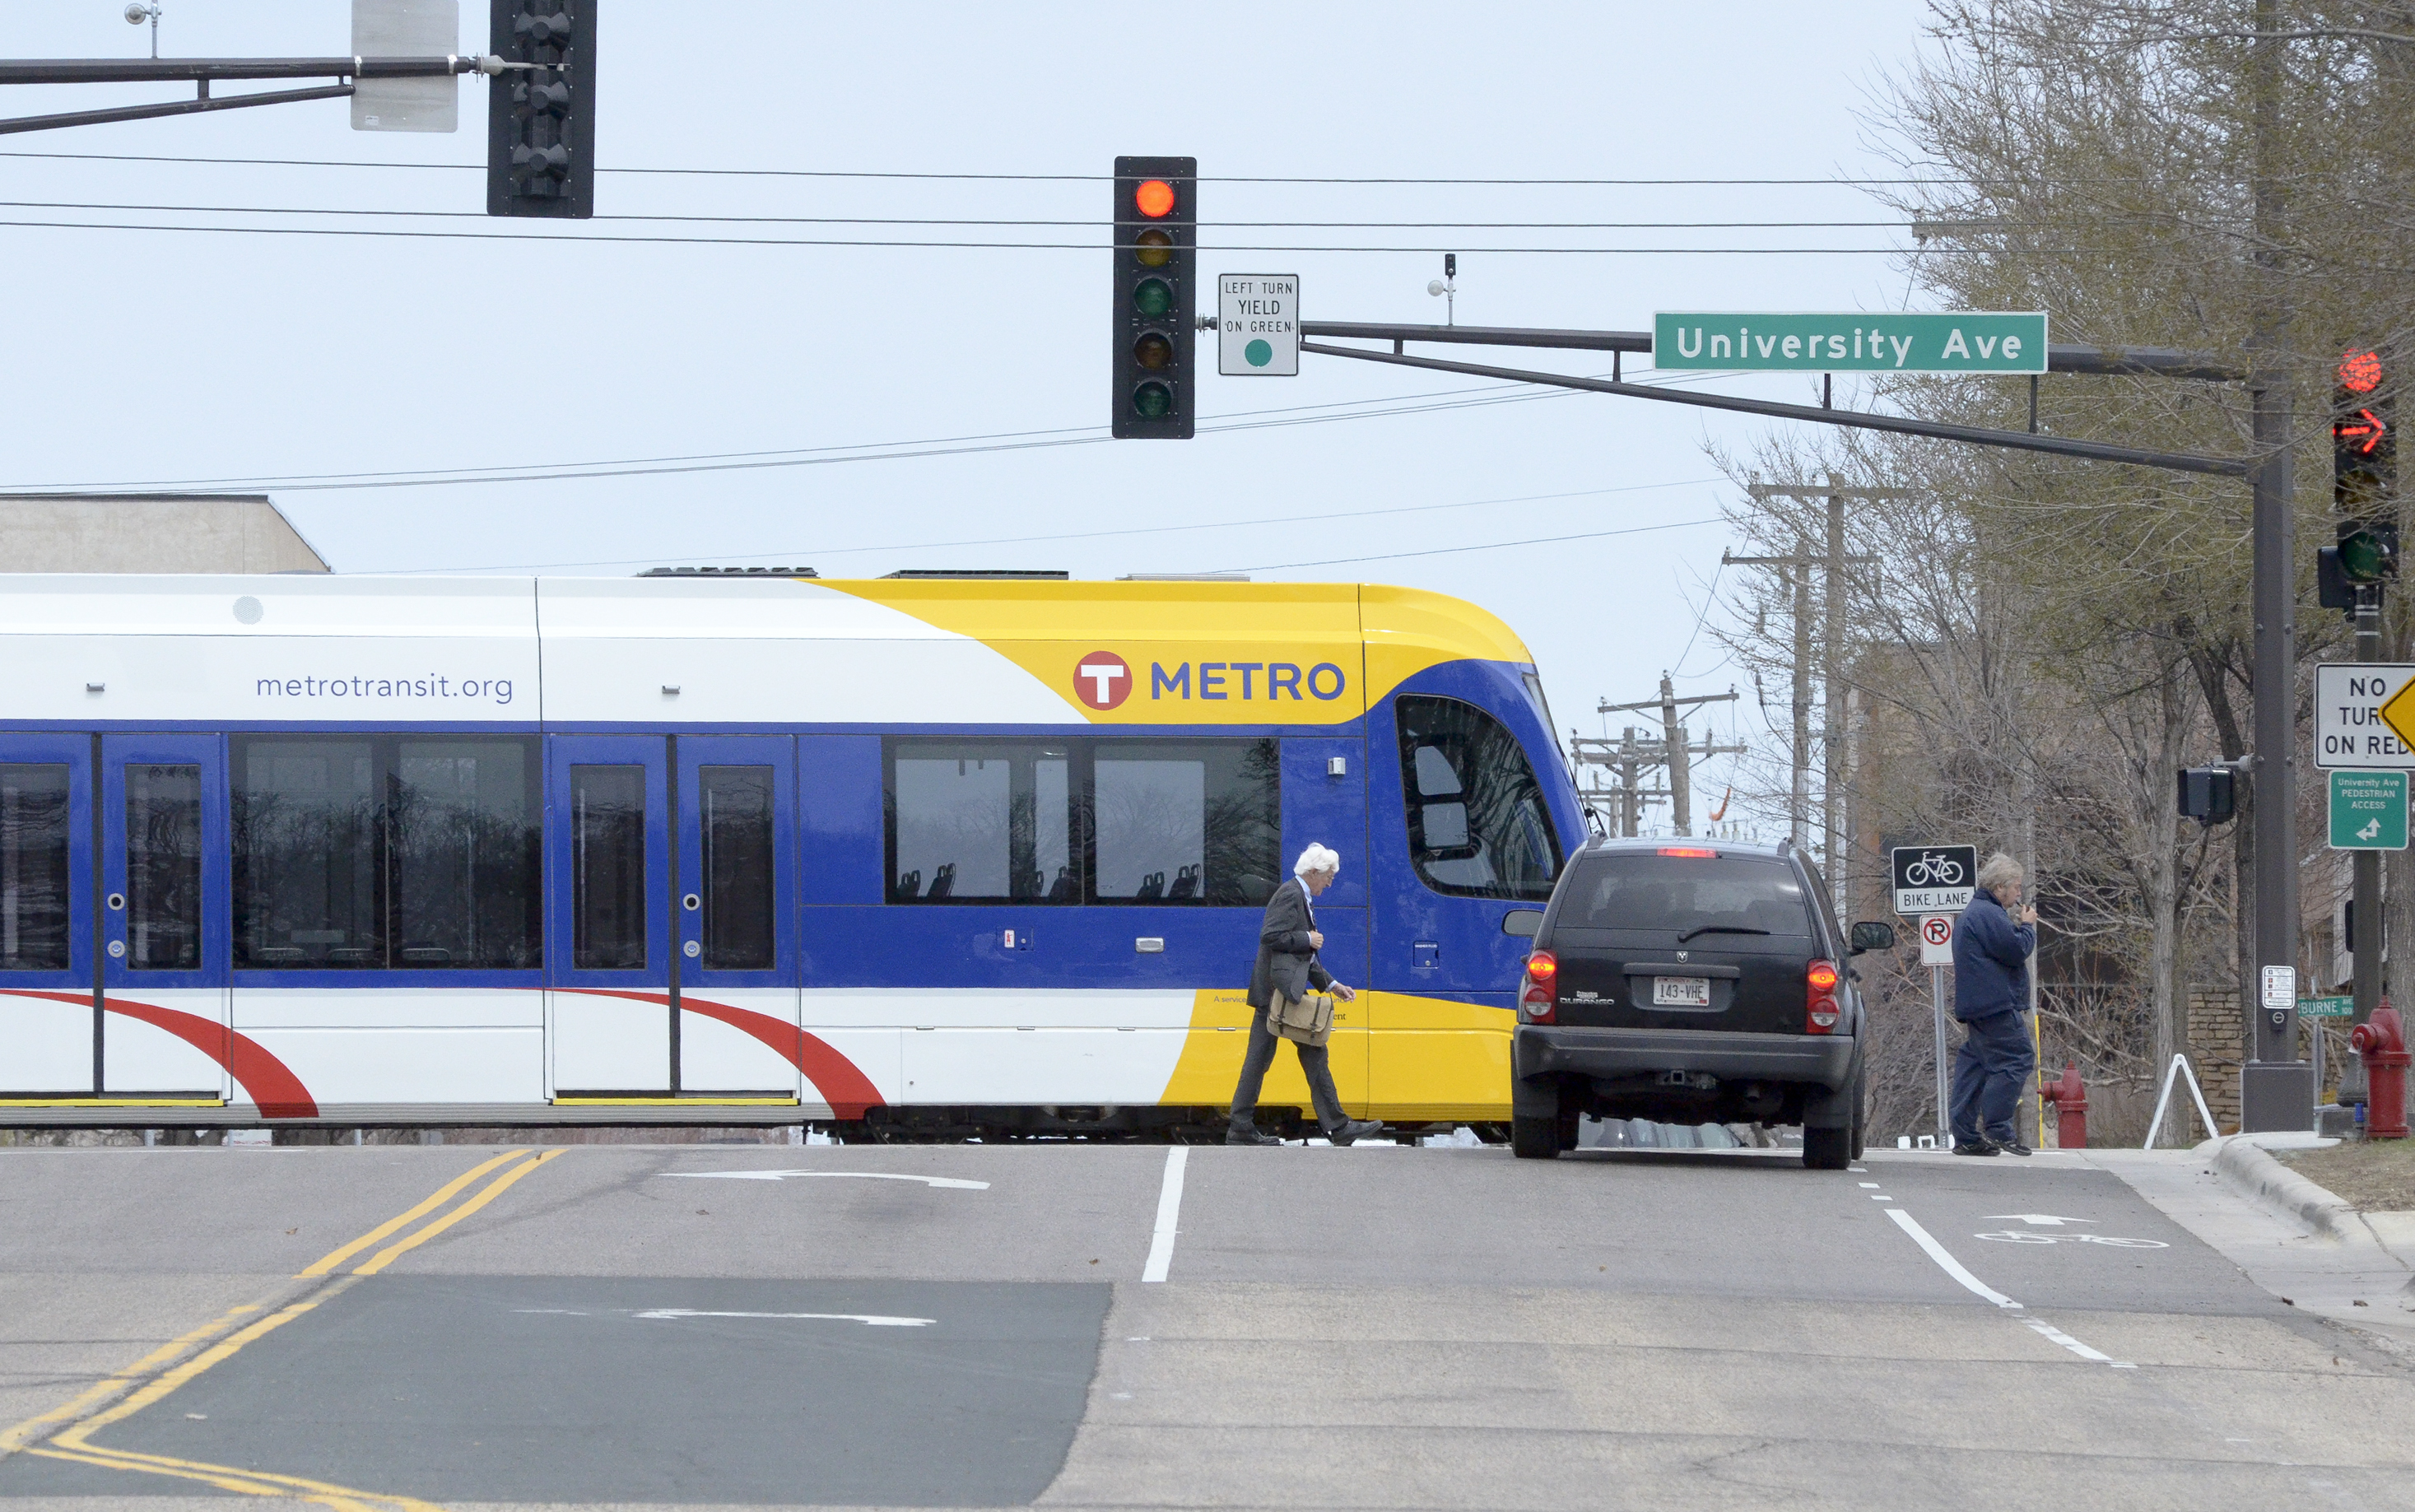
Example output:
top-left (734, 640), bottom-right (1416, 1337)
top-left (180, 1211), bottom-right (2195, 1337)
top-left (1651, 312), bottom-right (2048, 373)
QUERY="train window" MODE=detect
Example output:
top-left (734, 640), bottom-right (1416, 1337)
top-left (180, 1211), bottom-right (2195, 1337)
top-left (126, 764), bottom-right (203, 971)
top-left (571, 765), bottom-right (646, 970)
top-left (699, 765), bottom-right (775, 970)
top-left (232, 737), bottom-right (541, 970)
top-left (0, 764), bottom-right (71, 970)
top-left (391, 742), bottom-right (541, 969)
top-left (1091, 739), bottom-right (1280, 905)
top-left (1395, 696), bottom-right (1561, 901)
top-left (886, 742), bottom-right (1076, 904)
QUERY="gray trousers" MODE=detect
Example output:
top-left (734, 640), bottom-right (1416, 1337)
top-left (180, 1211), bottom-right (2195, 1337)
top-left (1228, 1005), bottom-right (1347, 1133)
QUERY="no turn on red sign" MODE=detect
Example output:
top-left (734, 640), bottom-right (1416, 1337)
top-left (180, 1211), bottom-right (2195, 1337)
top-left (1919, 914), bottom-right (1956, 966)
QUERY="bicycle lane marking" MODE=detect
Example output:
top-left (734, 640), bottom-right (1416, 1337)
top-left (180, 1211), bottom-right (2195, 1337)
top-left (1873, 1191), bottom-right (2138, 1368)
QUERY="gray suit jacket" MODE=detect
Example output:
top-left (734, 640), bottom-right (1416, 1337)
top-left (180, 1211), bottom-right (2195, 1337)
top-left (1247, 877), bottom-right (1333, 1011)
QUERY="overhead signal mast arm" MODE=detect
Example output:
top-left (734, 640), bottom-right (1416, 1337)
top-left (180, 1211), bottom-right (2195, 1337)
top-left (0, 54), bottom-right (514, 137)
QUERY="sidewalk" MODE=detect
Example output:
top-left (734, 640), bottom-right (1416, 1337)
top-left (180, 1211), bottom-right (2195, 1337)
top-left (2087, 1134), bottom-right (2415, 1347)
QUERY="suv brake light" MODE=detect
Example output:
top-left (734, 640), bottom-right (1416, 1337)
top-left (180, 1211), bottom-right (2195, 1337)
top-left (1657, 846), bottom-right (1717, 858)
top-left (1522, 949), bottom-right (1556, 1024)
top-left (1806, 958), bottom-right (1841, 1033)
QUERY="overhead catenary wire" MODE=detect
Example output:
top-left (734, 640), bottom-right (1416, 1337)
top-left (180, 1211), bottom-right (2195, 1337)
top-left (1227, 516), bottom-right (1728, 574)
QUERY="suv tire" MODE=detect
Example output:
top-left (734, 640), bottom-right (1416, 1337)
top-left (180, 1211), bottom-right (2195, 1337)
top-left (1847, 1053), bottom-right (1868, 1163)
top-left (1510, 1114), bottom-right (1561, 1160)
top-left (1802, 1123), bottom-right (1851, 1170)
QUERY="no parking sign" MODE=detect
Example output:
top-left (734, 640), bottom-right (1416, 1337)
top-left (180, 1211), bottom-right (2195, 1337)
top-left (1919, 914), bottom-right (1956, 966)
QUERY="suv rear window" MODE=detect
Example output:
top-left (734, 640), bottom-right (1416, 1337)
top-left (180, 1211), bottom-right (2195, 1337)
top-left (1560, 853), bottom-right (1812, 936)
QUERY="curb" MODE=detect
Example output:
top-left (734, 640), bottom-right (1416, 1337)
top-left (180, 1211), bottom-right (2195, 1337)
top-left (2210, 1136), bottom-right (2357, 1239)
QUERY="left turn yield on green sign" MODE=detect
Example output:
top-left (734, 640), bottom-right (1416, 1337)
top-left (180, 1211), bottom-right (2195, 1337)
top-left (2328, 769), bottom-right (2408, 850)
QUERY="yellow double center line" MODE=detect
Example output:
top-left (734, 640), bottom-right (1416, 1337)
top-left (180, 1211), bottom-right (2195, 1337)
top-left (2, 1147), bottom-right (568, 1512)
top-left (300, 1147), bottom-right (565, 1278)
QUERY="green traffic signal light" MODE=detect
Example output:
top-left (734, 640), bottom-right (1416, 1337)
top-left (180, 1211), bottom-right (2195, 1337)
top-left (1133, 278), bottom-right (1174, 318)
top-left (2339, 524), bottom-right (2396, 584)
top-left (1133, 382), bottom-right (1173, 418)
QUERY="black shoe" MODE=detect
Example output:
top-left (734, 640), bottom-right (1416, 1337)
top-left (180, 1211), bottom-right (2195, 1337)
top-left (1952, 1139), bottom-right (2000, 1156)
top-left (1226, 1125), bottom-right (1282, 1147)
top-left (1995, 1139), bottom-right (2034, 1156)
top-left (1325, 1118), bottom-right (1384, 1147)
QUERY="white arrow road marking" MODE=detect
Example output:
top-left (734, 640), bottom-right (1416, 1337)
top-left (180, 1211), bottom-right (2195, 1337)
top-left (1984, 1213), bottom-right (2096, 1226)
top-left (634, 1310), bottom-right (934, 1327)
top-left (663, 1170), bottom-right (989, 1189)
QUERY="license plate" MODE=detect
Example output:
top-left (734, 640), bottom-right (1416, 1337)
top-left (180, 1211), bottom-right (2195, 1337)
top-left (1652, 976), bottom-right (1711, 1007)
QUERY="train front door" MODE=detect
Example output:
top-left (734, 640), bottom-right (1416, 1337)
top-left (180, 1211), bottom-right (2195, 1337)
top-left (547, 736), bottom-right (673, 1096)
top-left (100, 733), bottom-right (231, 1098)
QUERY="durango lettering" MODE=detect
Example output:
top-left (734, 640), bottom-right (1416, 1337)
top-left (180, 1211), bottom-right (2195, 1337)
top-left (1149, 660), bottom-right (1346, 701)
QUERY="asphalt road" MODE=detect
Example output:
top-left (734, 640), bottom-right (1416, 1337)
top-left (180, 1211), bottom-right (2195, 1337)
top-left (2, 1139), bottom-right (2412, 1510)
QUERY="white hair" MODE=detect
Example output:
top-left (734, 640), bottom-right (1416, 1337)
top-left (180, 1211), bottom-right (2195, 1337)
top-left (1977, 851), bottom-right (2025, 894)
top-left (1294, 843), bottom-right (1342, 879)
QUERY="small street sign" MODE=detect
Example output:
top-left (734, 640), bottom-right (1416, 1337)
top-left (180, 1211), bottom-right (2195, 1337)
top-left (2315, 663), bottom-right (2415, 768)
top-left (1919, 914), bottom-right (1955, 966)
top-left (1218, 273), bottom-right (1298, 375)
top-left (1651, 312), bottom-right (2047, 374)
top-left (2328, 769), bottom-right (2408, 849)
top-left (1892, 844), bottom-right (1978, 916)
top-left (2298, 995), bottom-right (2353, 1019)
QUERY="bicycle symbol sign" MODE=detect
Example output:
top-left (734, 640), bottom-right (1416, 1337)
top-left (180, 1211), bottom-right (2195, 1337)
top-left (1892, 843), bottom-right (1978, 917)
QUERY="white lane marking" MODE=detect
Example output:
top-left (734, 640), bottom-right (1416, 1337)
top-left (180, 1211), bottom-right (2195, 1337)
top-left (1142, 1146), bottom-right (1188, 1283)
top-left (1859, 1182), bottom-right (1881, 1189)
top-left (1871, 1194), bottom-right (1893, 1202)
top-left (663, 1170), bottom-right (989, 1189)
top-left (635, 1309), bottom-right (933, 1327)
top-left (1985, 1212), bottom-right (2093, 1226)
top-left (2024, 1317), bottom-right (2135, 1368)
top-left (514, 1308), bottom-right (591, 1314)
top-left (1884, 1207), bottom-right (2022, 1309)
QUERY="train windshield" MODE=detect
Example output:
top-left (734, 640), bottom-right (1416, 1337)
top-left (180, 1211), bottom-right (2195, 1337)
top-left (1396, 694), bottom-right (1561, 900)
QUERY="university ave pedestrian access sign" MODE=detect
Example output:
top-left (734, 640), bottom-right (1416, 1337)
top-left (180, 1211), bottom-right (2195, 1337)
top-left (1652, 312), bottom-right (2048, 373)
top-left (1891, 844), bottom-right (1978, 917)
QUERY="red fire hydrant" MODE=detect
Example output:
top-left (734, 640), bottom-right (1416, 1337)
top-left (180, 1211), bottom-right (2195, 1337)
top-left (2350, 1001), bottom-right (2412, 1141)
top-left (2040, 1061), bottom-right (2088, 1149)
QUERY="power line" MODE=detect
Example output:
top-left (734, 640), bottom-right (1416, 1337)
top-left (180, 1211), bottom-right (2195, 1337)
top-left (0, 216), bottom-right (1921, 254)
top-left (0, 198), bottom-right (1952, 230)
top-left (390, 478), bottom-right (1728, 575)
top-left (0, 151), bottom-right (2233, 186)
top-left (1229, 515), bottom-right (1729, 573)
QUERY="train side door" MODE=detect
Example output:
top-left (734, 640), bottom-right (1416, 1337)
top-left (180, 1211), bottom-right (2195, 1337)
top-left (546, 736), bottom-right (672, 1096)
top-left (674, 736), bottom-right (799, 1095)
top-left (0, 734), bottom-right (95, 1094)
top-left (100, 733), bottom-right (231, 1097)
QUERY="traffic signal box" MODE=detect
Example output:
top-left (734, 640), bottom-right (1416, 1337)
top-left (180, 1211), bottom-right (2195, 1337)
top-left (2321, 348), bottom-right (2397, 613)
top-left (486, 3), bottom-right (596, 218)
top-left (1112, 156), bottom-right (1197, 439)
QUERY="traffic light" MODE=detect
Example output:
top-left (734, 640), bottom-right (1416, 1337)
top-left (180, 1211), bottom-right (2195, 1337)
top-left (486, 3), bottom-right (595, 218)
top-left (1111, 156), bottom-right (1196, 439)
top-left (2330, 347), bottom-right (2396, 578)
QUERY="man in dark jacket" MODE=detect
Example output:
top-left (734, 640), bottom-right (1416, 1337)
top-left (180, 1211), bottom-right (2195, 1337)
top-left (1950, 850), bottom-right (2039, 1156)
top-left (1229, 843), bottom-right (1384, 1147)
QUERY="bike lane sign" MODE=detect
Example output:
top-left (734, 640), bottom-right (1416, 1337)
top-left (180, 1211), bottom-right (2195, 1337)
top-left (1892, 844), bottom-right (1978, 917)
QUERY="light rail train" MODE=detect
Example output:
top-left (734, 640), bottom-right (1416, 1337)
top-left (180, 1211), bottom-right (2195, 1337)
top-left (0, 572), bottom-right (1584, 1136)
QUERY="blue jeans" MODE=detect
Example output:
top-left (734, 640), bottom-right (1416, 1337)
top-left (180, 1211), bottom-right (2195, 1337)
top-left (1950, 1009), bottom-right (2036, 1146)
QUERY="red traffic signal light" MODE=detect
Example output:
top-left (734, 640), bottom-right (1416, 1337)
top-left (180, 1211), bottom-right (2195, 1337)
top-left (2341, 350), bottom-right (2385, 395)
top-left (1133, 179), bottom-right (1176, 218)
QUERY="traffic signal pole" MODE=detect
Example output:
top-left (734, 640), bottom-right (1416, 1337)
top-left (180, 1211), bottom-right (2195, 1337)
top-left (0, 55), bottom-right (503, 136)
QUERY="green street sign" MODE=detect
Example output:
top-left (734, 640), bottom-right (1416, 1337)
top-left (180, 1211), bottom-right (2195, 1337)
top-left (1651, 311), bottom-right (2049, 373)
top-left (2299, 995), bottom-right (2353, 1018)
top-left (2328, 768), bottom-right (2408, 849)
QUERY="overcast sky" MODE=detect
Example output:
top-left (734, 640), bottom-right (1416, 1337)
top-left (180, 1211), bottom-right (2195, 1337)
top-left (0, 2), bottom-right (1941, 829)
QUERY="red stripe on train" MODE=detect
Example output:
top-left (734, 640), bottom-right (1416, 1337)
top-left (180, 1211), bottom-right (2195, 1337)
top-left (0, 989), bottom-right (318, 1119)
top-left (555, 989), bottom-right (884, 1119)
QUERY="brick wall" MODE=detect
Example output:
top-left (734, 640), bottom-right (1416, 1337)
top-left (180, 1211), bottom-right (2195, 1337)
top-left (2185, 987), bottom-right (2243, 1137)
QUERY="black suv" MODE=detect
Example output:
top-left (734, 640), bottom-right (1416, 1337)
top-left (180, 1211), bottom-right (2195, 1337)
top-left (1508, 837), bottom-right (1894, 1169)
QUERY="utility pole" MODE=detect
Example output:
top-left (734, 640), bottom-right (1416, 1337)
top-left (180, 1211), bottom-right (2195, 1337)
top-left (1732, 484), bottom-right (1896, 902)
top-left (2241, 0), bottom-right (2306, 1131)
top-left (1596, 678), bottom-right (1743, 836)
